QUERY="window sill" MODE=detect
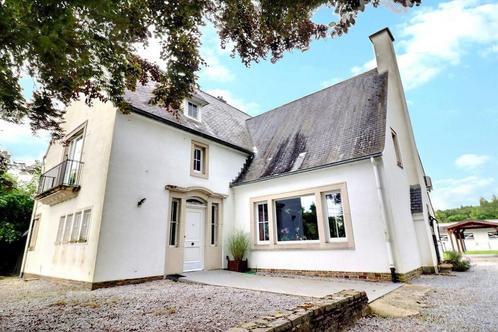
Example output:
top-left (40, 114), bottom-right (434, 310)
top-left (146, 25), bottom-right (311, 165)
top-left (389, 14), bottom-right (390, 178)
top-left (252, 241), bottom-right (354, 251)
top-left (190, 171), bottom-right (208, 179)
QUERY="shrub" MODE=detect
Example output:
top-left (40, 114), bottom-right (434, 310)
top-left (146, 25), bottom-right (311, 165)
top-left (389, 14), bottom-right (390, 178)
top-left (443, 250), bottom-right (470, 272)
top-left (227, 230), bottom-right (250, 261)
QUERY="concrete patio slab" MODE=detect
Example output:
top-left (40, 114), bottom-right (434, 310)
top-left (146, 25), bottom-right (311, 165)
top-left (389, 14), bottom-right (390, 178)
top-left (181, 270), bottom-right (401, 302)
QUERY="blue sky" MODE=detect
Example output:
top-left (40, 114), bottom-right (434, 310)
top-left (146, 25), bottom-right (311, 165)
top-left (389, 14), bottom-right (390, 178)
top-left (1, 0), bottom-right (497, 210)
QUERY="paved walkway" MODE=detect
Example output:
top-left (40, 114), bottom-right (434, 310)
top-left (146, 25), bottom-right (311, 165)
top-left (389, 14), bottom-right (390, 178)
top-left (181, 270), bottom-right (401, 302)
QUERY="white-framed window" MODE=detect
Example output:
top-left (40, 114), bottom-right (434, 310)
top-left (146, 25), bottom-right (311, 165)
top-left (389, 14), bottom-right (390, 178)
top-left (169, 198), bottom-right (181, 246)
top-left (488, 231), bottom-right (498, 239)
top-left (56, 209), bottom-right (91, 245)
top-left (391, 128), bottom-right (403, 168)
top-left (256, 202), bottom-right (270, 243)
top-left (323, 191), bottom-right (346, 240)
top-left (63, 214), bottom-right (73, 244)
top-left (211, 203), bottom-right (218, 246)
top-left (191, 141), bottom-right (208, 178)
top-left (55, 216), bottom-right (65, 244)
top-left (80, 209), bottom-right (91, 242)
top-left (193, 147), bottom-right (203, 172)
top-left (250, 184), bottom-right (353, 249)
top-left (70, 212), bottom-right (82, 242)
top-left (28, 216), bottom-right (41, 250)
top-left (464, 233), bottom-right (474, 240)
top-left (275, 195), bottom-right (319, 242)
top-left (186, 101), bottom-right (200, 120)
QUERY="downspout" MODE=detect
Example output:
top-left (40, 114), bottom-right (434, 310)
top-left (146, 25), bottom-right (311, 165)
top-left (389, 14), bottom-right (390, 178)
top-left (370, 157), bottom-right (398, 282)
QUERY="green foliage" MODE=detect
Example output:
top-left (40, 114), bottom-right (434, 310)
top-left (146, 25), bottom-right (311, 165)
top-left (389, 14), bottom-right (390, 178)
top-left (227, 230), bottom-right (250, 261)
top-left (0, 151), bottom-right (35, 243)
top-left (436, 195), bottom-right (498, 223)
top-left (443, 250), bottom-right (470, 272)
top-left (0, 0), bottom-right (420, 136)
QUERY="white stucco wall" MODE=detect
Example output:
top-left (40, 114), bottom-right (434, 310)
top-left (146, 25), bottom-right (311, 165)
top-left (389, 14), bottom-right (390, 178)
top-left (232, 160), bottom-right (392, 273)
top-left (93, 111), bottom-right (248, 282)
top-left (371, 30), bottom-right (438, 273)
top-left (22, 99), bottom-right (117, 282)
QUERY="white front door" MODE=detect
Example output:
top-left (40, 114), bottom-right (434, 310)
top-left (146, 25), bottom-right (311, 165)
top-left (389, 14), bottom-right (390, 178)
top-left (183, 206), bottom-right (205, 272)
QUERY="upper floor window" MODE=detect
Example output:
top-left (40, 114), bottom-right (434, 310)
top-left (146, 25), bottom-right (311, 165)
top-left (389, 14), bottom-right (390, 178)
top-left (391, 128), bottom-right (403, 168)
top-left (186, 102), bottom-right (200, 121)
top-left (191, 141), bottom-right (209, 178)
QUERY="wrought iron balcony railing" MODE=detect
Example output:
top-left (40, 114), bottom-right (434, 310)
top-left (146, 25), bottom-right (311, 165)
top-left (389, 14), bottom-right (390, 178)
top-left (37, 159), bottom-right (84, 196)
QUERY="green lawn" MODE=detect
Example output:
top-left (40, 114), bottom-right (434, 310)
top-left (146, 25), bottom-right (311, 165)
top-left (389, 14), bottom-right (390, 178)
top-left (465, 250), bottom-right (498, 255)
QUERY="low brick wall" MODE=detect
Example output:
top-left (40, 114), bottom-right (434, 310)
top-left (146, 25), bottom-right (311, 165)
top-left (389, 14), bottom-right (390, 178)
top-left (227, 290), bottom-right (369, 332)
top-left (22, 273), bottom-right (164, 290)
top-left (255, 268), bottom-right (392, 282)
top-left (397, 267), bottom-right (423, 282)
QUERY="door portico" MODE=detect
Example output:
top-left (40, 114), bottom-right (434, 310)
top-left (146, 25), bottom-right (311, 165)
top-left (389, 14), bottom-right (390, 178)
top-left (164, 186), bottom-right (225, 276)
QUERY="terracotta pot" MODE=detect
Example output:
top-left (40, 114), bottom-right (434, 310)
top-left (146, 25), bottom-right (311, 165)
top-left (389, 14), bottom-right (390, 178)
top-left (227, 259), bottom-right (248, 272)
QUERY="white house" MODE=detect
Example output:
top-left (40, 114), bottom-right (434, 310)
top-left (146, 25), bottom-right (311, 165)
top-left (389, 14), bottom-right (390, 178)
top-left (21, 28), bottom-right (440, 288)
top-left (439, 220), bottom-right (498, 252)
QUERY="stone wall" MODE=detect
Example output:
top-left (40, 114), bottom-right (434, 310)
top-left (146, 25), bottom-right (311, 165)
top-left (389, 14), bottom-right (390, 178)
top-left (227, 290), bottom-right (369, 332)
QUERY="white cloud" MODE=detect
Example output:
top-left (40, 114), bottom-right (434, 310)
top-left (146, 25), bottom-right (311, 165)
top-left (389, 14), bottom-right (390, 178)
top-left (199, 25), bottom-right (235, 83)
top-left (352, 0), bottom-right (498, 89)
top-left (455, 153), bottom-right (490, 169)
top-left (432, 175), bottom-right (495, 210)
top-left (206, 89), bottom-right (260, 115)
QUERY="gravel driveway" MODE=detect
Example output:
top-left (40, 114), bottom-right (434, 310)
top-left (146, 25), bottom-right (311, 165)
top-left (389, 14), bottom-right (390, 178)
top-left (0, 277), bottom-right (309, 331)
top-left (351, 256), bottom-right (498, 332)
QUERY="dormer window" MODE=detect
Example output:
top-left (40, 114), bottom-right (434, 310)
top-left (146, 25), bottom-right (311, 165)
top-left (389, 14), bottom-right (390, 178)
top-left (186, 101), bottom-right (200, 121)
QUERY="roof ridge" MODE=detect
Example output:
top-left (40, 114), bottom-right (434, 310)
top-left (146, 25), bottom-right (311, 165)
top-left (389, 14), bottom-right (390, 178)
top-left (198, 89), bottom-right (252, 118)
top-left (248, 68), bottom-right (379, 121)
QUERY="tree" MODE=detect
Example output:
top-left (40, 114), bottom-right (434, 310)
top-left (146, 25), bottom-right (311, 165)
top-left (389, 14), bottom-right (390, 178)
top-left (1, 0), bottom-right (420, 137)
top-left (0, 150), bottom-right (36, 274)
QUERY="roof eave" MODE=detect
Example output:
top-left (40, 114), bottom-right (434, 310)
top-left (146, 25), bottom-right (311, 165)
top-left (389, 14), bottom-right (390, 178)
top-left (230, 152), bottom-right (383, 187)
top-left (129, 106), bottom-right (253, 155)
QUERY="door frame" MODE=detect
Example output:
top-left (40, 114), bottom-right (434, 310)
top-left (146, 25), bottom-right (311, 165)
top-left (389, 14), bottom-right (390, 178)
top-left (183, 202), bottom-right (206, 272)
top-left (164, 186), bottom-right (226, 276)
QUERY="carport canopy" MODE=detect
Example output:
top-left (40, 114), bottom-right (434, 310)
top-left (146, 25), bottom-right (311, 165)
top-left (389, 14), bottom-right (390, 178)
top-left (447, 220), bottom-right (498, 253)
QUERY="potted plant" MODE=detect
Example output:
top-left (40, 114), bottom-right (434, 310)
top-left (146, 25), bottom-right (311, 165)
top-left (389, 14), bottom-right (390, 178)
top-left (226, 230), bottom-right (250, 272)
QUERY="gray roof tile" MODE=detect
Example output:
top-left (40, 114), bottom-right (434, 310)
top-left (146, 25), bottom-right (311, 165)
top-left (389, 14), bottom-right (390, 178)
top-left (234, 69), bottom-right (388, 184)
top-left (124, 84), bottom-right (253, 151)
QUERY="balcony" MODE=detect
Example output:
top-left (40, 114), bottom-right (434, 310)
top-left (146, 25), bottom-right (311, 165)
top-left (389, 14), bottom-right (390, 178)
top-left (35, 159), bottom-right (84, 205)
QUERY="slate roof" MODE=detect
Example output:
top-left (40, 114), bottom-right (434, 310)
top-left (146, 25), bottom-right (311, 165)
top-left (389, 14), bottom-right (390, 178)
top-left (124, 69), bottom-right (388, 185)
top-left (233, 69), bottom-right (388, 185)
top-left (124, 84), bottom-right (253, 152)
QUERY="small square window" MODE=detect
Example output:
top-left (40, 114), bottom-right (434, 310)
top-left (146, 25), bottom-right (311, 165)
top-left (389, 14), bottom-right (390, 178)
top-left (191, 141), bottom-right (208, 178)
top-left (187, 102), bottom-right (200, 120)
